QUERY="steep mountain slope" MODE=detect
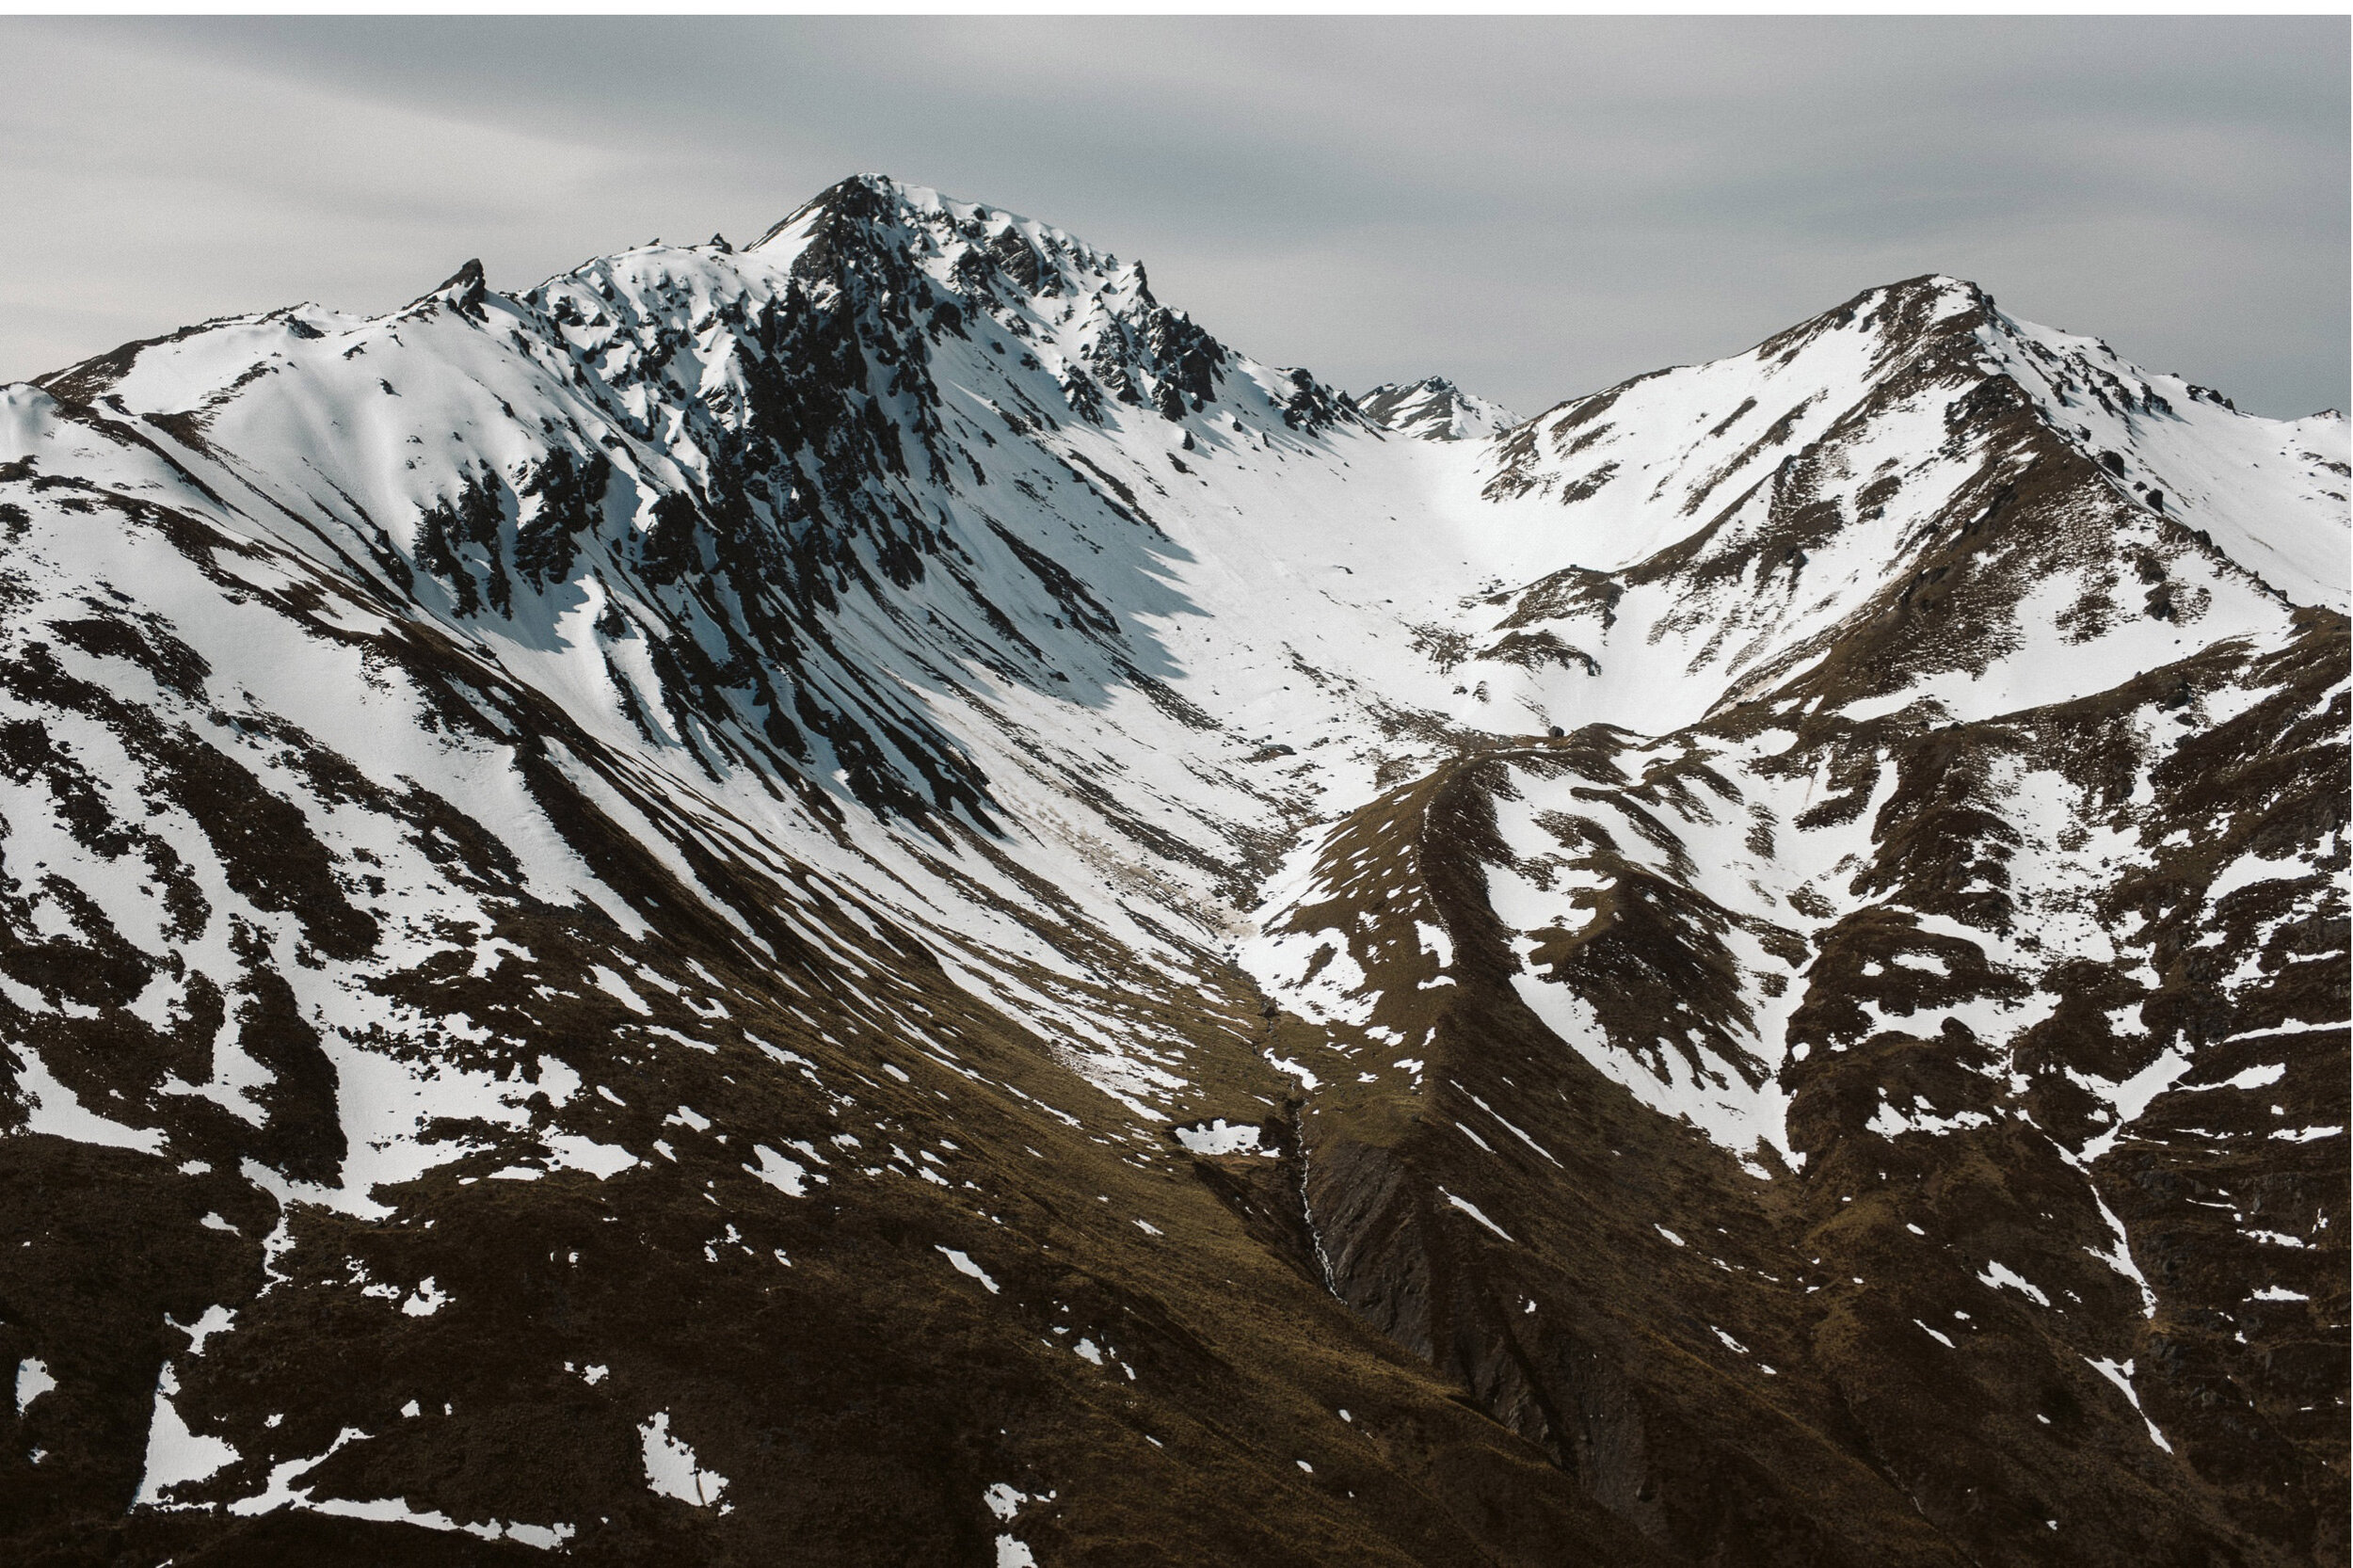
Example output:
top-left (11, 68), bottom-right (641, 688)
top-left (0, 176), bottom-right (2343, 1568)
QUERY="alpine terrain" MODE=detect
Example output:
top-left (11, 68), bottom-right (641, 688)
top-left (1, 175), bottom-right (2345, 1568)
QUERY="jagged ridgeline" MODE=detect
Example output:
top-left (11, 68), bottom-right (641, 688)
top-left (0, 174), bottom-right (2344, 1567)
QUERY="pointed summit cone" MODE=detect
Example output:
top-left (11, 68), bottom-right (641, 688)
top-left (408, 257), bottom-right (488, 320)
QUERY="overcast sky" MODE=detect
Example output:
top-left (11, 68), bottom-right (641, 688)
top-left (2, 17), bottom-right (2344, 418)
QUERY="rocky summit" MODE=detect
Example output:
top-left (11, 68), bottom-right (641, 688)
top-left (0, 173), bottom-right (2344, 1567)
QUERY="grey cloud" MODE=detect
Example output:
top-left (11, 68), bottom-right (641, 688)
top-left (2, 16), bottom-right (2342, 417)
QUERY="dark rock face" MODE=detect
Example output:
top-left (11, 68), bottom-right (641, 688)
top-left (0, 184), bottom-right (2343, 1566)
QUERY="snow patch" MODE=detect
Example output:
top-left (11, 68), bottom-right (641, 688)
top-left (938, 1246), bottom-right (1000, 1293)
top-left (1173, 1118), bottom-right (1269, 1156)
top-left (639, 1411), bottom-right (728, 1506)
top-left (135, 1364), bottom-right (239, 1506)
top-left (1437, 1186), bottom-right (1513, 1242)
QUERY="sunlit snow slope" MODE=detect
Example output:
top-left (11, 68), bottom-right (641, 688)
top-left (2, 176), bottom-right (2344, 1568)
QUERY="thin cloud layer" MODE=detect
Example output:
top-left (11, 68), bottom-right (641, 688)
top-left (2, 16), bottom-right (2343, 417)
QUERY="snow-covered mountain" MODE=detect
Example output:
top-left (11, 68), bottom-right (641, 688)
top-left (2, 174), bottom-right (2344, 1568)
top-left (1355, 376), bottom-right (1519, 441)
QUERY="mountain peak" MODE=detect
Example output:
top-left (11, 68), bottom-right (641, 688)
top-left (1356, 376), bottom-right (1518, 440)
top-left (407, 257), bottom-right (488, 317)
